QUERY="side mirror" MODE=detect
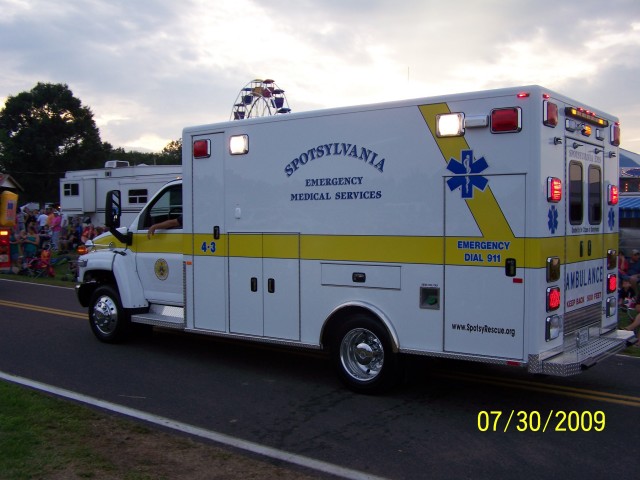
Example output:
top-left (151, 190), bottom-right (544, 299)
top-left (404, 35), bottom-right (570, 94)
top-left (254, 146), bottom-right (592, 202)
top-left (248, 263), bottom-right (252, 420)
top-left (105, 190), bottom-right (132, 246)
top-left (105, 190), bottom-right (121, 229)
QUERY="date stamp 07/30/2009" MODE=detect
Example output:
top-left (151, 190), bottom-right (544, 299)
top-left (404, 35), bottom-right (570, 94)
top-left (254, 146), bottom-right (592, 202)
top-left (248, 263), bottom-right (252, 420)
top-left (477, 410), bottom-right (605, 433)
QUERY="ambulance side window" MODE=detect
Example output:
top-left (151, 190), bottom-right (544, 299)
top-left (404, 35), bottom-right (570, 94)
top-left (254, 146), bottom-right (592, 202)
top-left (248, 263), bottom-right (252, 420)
top-left (139, 185), bottom-right (182, 230)
top-left (569, 162), bottom-right (583, 225)
top-left (588, 165), bottom-right (602, 225)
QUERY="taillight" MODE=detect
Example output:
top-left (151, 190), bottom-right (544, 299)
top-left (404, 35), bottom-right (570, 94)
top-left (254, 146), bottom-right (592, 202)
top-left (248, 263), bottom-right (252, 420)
top-left (546, 315), bottom-right (562, 341)
top-left (543, 101), bottom-right (558, 128)
top-left (547, 177), bottom-right (562, 202)
top-left (491, 107), bottom-right (522, 133)
top-left (546, 286), bottom-right (561, 312)
top-left (611, 122), bottom-right (621, 146)
top-left (608, 184), bottom-right (619, 205)
top-left (607, 274), bottom-right (617, 294)
top-left (193, 139), bottom-right (211, 158)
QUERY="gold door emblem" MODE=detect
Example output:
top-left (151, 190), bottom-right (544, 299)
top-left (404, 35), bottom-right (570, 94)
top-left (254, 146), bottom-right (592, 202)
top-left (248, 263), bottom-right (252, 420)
top-left (154, 258), bottom-right (169, 280)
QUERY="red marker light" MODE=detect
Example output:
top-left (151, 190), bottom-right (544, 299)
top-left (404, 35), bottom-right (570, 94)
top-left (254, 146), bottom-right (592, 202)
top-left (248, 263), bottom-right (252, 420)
top-left (547, 177), bottom-right (562, 202)
top-left (611, 122), bottom-right (621, 146)
top-left (543, 101), bottom-right (558, 128)
top-left (491, 107), bottom-right (522, 133)
top-left (608, 185), bottom-right (619, 205)
top-left (607, 274), bottom-right (617, 294)
top-left (193, 139), bottom-right (211, 158)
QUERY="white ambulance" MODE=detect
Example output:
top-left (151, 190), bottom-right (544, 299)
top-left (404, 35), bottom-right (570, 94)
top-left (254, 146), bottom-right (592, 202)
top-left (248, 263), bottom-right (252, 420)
top-left (75, 85), bottom-right (636, 392)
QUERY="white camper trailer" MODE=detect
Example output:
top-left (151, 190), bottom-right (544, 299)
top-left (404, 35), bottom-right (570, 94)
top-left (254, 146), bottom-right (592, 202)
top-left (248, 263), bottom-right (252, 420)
top-left (60, 161), bottom-right (181, 226)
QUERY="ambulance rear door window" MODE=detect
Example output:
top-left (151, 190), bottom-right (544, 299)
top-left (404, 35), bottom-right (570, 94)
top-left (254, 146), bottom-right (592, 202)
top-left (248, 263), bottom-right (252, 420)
top-left (569, 162), bottom-right (583, 225)
top-left (588, 165), bottom-right (602, 225)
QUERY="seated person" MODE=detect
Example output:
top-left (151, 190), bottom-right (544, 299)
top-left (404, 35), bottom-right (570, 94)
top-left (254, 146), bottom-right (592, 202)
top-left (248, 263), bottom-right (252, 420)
top-left (619, 278), bottom-right (636, 307)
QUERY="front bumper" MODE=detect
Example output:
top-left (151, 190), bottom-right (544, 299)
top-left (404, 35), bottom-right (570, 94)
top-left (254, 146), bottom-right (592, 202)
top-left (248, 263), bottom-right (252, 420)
top-left (528, 329), bottom-right (637, 376)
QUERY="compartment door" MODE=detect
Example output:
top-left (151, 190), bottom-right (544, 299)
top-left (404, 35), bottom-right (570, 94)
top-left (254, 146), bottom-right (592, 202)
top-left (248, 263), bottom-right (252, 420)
top-left (444, 174), bottom-right (526, 359)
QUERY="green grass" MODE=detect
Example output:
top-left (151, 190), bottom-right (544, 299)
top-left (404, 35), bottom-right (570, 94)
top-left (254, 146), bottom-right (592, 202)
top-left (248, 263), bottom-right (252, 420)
top-left (0, 381), bottom-right (116, 479)
top-left (0, 382), bottom-right (318, 480)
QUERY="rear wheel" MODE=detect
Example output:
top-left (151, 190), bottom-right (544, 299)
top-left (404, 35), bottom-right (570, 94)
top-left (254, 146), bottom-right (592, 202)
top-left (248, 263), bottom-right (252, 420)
top-left (88, 285), bottom-right (130, 343)
top-left (333, 313), bottom-right (400, 393)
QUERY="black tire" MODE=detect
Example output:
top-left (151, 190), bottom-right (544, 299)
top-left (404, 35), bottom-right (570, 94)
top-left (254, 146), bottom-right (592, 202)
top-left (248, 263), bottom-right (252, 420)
top-left (88, 285), bottom-right (130, 343)
top-left (332, 313), bottom-right (400, 394)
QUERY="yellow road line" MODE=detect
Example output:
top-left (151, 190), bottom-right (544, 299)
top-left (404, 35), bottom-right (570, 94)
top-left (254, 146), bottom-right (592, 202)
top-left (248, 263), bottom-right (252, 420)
top-left (436, 371), bottom-right (640, 408)
top-left (0, 299), bottom-right (86, 320)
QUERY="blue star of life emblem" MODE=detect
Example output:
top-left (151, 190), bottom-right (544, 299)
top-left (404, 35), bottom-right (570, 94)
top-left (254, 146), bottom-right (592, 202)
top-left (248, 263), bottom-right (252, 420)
top-left (548, 205), bottom-right (559, 234)
top-left (446, 149), bottom-right (489, 198)
top-left (608, 208), bottom-right (615, 231)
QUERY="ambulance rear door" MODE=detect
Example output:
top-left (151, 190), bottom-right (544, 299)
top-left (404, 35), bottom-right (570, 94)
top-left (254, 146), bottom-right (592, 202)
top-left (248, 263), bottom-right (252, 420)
top-left (563, 140), bottom-right (605, 346)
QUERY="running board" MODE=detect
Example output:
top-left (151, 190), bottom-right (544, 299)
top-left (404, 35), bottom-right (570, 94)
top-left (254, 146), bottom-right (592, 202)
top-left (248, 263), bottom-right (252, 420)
top-left (131, 305), bottom-right (185, 330)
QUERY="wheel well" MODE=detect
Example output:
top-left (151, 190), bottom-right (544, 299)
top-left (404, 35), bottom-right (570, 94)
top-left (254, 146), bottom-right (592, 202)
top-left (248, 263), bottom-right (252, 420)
top-left (77, 270), bottom-right (117, 307)
top-left (321, 305), bottom-right (399, 353)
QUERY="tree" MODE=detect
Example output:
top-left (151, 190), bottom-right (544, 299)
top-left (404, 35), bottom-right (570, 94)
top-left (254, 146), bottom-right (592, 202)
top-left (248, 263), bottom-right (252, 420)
top-left (159, 138), bottom-right (182, 164)
top-left (0, 82), bottom-right (107, 204)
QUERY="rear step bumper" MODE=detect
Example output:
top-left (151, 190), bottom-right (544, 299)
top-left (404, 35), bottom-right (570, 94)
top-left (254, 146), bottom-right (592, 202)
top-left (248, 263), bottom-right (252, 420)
top-left (529, 329), bottom-right (637, 376)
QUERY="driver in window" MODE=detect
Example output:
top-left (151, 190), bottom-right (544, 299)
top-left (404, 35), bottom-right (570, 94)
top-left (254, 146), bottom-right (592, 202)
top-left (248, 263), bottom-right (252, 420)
top-left (147, 215), bottom-right (182, 238)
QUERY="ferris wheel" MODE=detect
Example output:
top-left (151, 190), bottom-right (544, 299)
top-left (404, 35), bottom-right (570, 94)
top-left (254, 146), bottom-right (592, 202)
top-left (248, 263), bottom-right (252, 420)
top-left (230, 79), bottom-right (291, 120)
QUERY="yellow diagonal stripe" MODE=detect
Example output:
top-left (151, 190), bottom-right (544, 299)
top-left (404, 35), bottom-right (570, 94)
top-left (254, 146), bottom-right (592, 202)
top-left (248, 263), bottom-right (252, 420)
top-left (418, 103), bottom-right (515, 240)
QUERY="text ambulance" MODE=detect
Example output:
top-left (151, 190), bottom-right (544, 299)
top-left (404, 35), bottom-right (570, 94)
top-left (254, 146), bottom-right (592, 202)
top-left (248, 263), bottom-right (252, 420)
top-left (75, 86), bottom-right (636, 392)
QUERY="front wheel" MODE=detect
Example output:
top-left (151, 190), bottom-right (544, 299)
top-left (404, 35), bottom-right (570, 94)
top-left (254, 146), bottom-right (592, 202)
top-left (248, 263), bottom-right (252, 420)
top-left (88, 285), bottom-right (130, 343)
top-left (333, 313), bottom-right (400, 393)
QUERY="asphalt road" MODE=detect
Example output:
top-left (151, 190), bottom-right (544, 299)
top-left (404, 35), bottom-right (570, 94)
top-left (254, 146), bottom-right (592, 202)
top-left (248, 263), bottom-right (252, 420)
top-left (1, 278), bottom-right (639, 479)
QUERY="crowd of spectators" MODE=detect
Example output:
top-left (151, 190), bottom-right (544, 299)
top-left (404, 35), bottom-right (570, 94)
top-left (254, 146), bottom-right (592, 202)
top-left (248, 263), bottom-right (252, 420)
top-left (7, 206), bottom-right (105, 274)
top-left (618, 249), bottom-right (640, 345)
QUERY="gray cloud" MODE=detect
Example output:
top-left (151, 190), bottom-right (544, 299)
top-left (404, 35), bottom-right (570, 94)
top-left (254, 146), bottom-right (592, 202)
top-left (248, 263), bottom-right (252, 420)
top-left (1, 0), bottom-right (639, 150)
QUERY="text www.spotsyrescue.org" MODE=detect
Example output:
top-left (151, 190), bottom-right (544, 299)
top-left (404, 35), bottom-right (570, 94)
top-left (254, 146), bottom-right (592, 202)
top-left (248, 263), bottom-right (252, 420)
top-left (451, 323), bottom-right (516, 337)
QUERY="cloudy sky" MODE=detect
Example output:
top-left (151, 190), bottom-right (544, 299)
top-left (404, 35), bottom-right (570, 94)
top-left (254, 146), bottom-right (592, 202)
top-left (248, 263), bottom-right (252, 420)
top-left (1, 0), bottom-right (639, 154)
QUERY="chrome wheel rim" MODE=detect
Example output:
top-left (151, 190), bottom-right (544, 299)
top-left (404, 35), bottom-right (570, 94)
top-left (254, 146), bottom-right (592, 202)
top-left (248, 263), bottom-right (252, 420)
top-left (92, 295), bottom-right (118, 336)
top-left (339, 328), bottom-right (384, 382)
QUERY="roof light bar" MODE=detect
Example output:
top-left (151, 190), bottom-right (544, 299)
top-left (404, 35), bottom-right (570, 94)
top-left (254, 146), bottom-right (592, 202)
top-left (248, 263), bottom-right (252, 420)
top-left (565, 107), bottom-right (609, 127)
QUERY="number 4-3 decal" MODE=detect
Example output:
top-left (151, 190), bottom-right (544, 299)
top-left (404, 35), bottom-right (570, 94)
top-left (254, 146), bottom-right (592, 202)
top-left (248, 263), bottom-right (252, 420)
top-left (200, 241), bottom-right (216, 254)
